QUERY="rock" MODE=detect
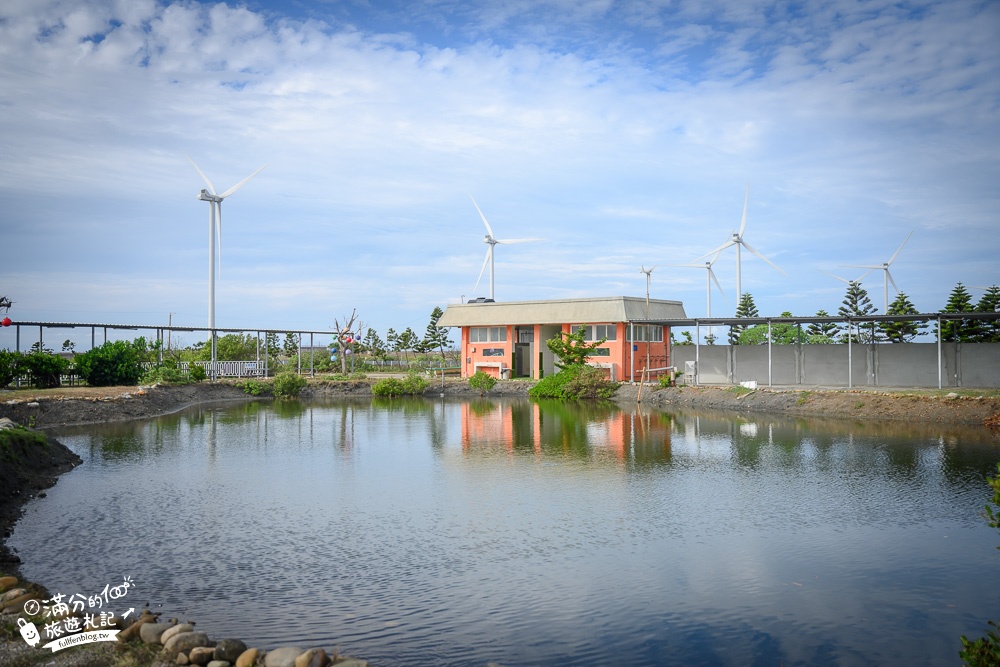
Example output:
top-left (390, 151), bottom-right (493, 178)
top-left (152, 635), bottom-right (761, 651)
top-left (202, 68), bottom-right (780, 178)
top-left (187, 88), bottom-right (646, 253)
top-left (26, 402), bottom-right (40, 407)
top-left (0, 587), bottom-right (27, 602)
top-left (946, 392), bottom-right (959, 399)
top-left (140, 621), bottom-right (177, 644)
top-left (161, 622), bottom-right (196, 644)
top-left (189, 646), bottom-right (216, 665)
top-left (215, 639), bottom-right (248, 663)
top-left (162, 632), bottom-right (214, 660)
top-left (329, 659), bottom-right (368, 667)
top-left (295, 648), bottom-right (329, 667)
top-left (264, 647), bottom-right (304, 667)
top-left (235, 648), bottom-right (260, 667)
top-left (0, 576), bottom-right (17, 593)
top-left (118, 612), bottom-right (159, 642)
top-left (177, 652), bottom-right (190, 665)
top-left (207, 661), bottom-right (231, 667)
top-left (0, 591), bottom-right (40, 612)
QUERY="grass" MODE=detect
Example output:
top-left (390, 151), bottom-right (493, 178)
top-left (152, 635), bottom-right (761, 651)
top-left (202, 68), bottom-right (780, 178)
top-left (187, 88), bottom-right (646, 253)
top-left (726, 386), bottom-right (754, 397)
top-left (795, 391), bottom-right (811, 406)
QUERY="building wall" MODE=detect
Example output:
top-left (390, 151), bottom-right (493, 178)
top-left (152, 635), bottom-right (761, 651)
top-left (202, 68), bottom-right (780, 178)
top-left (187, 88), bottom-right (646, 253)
top-left (461, 325), bottom-right (513, 379)
top-left (670, 342), bottom-right (1000, 388)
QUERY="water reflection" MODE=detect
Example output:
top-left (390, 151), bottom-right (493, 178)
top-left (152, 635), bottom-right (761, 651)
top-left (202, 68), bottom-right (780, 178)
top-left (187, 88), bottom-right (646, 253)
top-left (13, 397), bottom-right (1000, 667)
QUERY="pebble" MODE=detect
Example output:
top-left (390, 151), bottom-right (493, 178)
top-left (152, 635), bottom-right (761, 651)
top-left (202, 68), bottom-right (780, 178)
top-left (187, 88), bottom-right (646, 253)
top-left (161, 622), bottom-right (196, 644)
top-left (264, 646), bottom-right (304, 667)
top-left (163, 631), bottom-right (213, 660)
top-left (189, 646), bottom-right (216, 665)
top-left (207, 661), bottom-right (231, 667)
top-left (235, 648), bottom-right (260, 667)
top-left (295, 648), bottom-right (329, 667)
top-left (0, 576), bottom-right (17, 593)
top-left (214, 638), bottom-right (248, 663)
top-left (140, 620), bottom-right (177, 644)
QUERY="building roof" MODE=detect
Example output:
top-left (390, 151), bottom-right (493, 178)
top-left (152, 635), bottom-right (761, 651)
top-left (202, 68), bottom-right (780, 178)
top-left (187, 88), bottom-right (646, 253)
top-left (437, 296), bottom-right (687, 327)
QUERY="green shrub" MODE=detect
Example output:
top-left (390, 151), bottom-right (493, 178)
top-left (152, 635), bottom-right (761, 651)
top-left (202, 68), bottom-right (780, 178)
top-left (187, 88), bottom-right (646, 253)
top-left (372, 374), bottom-right (428, 397)
top-left (0, 350), bottom-right (21, 388)
top-left (528, 364), bottom-right (617, 400)
top-left (273, 372), bottom-right (307, 398)
top-left (469, 370), bottom-right (498, 396)
top-left (188, 365), bottom-right (207, 382)
top-left (141, 360), bottom-right (188, 385)
top-left (74, 340), bottom-right (148, 387)
top-left (240, 379), bottom-right (268, 396)
top-left (658, 376), bottom-right (672, 388)
top-left (961, 462), bottom-right (1000, 665)
top-left (21, 351), bottom-right (69, 389)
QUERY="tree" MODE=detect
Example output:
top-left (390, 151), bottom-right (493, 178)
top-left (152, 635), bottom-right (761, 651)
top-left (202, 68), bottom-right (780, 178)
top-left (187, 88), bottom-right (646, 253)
top-left (806, 309), bottom-right (839, 343)
top-left (878, 292), bottom-right (928, 343)
top-left (362, 328), bottom-right (388, 362)
top-left (385, 328), bottom-right (399, 364)
top-left (282, 333), bottom-right (299, 359)
top-left (421, 306), bottom-right (453, 361)
top-left (62, 339), bottom-right (76, 354)
top-left (729, 293), bottom-right (759, 344)
top-left (838, 281), bottom-right (876, 343)
top-left (546, 326), bottom-right (607, 368)
top-left (333, 310), bottom-right (366, 374)
top-left (739, 312), bottom-right (807, 345)
top-left (397, 327), bottom-right (419, 363)
top-left (941, 282), bottom-right (980, 342)
top-left (198, 333), bottom-right (257, 361)
top-left (975, 285), bottom-right (1000, 343)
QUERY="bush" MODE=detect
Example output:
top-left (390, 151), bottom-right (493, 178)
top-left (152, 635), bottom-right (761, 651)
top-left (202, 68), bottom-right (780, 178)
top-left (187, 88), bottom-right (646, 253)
top-left (74, 340), bottom-right (148, 387)
top-left (528, 364), bottom-right (617, 400)
top-left (372, 374), bottom-right (428, 397)
top-left (20, 351), bottom-right (69, 389)
top-left (188, 365), bottom-right (207, 382)
top-left (960, 462), bottom-right (1000, 665)
top-left (469, 370), bottom-right (497, 396)
top-left (240, 379), bottom-right (268, 396)
top-left (273, 372), bottom-right (307, 398)
top-left (0, 350), bottom-right (21, 388)
top-left (141, 360), bottom-right (188, 385)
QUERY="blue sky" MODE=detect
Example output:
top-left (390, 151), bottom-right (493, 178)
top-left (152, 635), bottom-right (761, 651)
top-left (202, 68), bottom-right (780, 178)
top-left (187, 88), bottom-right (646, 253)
top-left (1, 0), bottom-right (998, 348)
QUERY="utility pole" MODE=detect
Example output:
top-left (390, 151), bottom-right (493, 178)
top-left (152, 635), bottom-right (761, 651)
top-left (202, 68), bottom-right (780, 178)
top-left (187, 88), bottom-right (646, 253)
top-left (167, 312), bottom-right (175, 351)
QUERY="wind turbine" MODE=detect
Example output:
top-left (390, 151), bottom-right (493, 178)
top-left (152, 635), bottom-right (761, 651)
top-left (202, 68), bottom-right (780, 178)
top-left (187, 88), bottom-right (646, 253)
top-left (670, 250), bottom-right (726, 343)
top-left (470, 195), bottom-right (542, 301)
top-left (696, 182), bottom-right (784, 309)
top-left (670, 250), bottom-right (726, 319)
top-left (844, 231), bottom-right (913, 313)
top-left (187, 155), bottom-right (267, 331)
top-left (640, 265), bottom-right (655, 317)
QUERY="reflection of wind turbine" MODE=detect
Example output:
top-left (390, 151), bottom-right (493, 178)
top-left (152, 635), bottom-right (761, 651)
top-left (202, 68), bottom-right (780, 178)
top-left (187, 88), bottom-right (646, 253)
top-left (470, 195), bottom-right (542, 301)
top-left (187, 155), bottom-right (267, 330)
top-left (844, 231), bottom-right (913, 313)
top-left (696, 182), bottom-right (784, 309)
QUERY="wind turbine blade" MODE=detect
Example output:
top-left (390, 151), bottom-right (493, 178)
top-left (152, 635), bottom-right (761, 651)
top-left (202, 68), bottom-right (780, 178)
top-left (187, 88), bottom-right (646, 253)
top-left (738, 181), bottom-right (749, 237)
top-left (844, 264), bottom-right (881, 270)
top-left (496, 238), bottom-right (544, 244)
top-left (887, 230), bottom-right (913, 265)
top-left (693, 238), bottom-right (735, 262)
top-left (741, 239), bottom-right (785, 273)
top-left (469, 195), bottom-right (495, 238)
top-left (707, 249), bottom-right (724, 266)
top-left (186, 154), bottom-right (217, 195)
top-left (887, 270), bottom-right (899, 293)
top-left (473, 248), bottom-right (491, 294)
top-left (819, 269), bottom-right (851, 284)
top-left (220, 164), bottom-right (268, 199)
top-left (709, 269), bottom-right (727, 298)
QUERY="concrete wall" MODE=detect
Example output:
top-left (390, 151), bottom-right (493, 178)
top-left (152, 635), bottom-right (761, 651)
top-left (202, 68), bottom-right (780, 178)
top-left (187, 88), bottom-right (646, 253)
top-left (670, 342), bottom-right (1000, 388)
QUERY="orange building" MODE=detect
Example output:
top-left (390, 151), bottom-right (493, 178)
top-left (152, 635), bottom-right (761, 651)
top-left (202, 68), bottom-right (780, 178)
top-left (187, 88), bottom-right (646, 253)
top-left (437, 296), bottom-right (687, 382)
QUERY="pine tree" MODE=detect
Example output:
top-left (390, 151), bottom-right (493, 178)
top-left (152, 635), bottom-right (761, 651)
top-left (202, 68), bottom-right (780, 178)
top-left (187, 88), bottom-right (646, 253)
top-left (362, 328), bottom-right (387, 362)
top-left (385, 328), bottom-right (399, 364)
top-left (878, 292), bottom-right (927, 343)
top-left (941, 282), bottom-right (980, 342)
top-left (837, 281), bottom-right (875, 343)
top-left (975, 285), bottom-right (1000, 342)
top-left (729, 293), bottom-right (759, 344)
top-left (806, 309), bottom-right (839, 343)
top-left (420, 306), bottom-right (453, 361)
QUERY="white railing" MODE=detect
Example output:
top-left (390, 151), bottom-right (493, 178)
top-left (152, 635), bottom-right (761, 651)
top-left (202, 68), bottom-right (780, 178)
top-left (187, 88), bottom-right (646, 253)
top-left (140, 360), bottom-right (269, 378)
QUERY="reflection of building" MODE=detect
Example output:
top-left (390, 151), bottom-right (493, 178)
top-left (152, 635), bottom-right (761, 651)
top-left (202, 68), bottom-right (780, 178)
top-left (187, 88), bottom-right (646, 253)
top-left (438, 296), bottom-right (687, 381)
top-left (458, 400), bottom-right (673, 462)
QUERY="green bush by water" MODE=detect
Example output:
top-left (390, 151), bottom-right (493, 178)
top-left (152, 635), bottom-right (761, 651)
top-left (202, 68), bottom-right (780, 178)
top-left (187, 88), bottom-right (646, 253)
top-left (372, 374), bottom-right (429, 397)
top-left (528, 364), bottom-right (617, 400)
top-left (273, 372), bottom-right (307, 397)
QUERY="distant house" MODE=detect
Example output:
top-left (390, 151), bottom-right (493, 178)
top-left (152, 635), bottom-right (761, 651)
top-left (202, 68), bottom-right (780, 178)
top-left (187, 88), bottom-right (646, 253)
top-left (437, 296), bottom-right (687, 381)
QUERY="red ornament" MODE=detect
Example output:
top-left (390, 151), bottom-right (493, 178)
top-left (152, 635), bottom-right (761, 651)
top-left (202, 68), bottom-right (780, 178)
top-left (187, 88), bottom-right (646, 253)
top-left (1, 317), bottom-right (10, 327)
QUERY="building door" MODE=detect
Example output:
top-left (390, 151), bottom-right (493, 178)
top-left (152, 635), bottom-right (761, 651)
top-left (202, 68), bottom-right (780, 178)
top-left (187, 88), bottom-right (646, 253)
top-left (515, 343), bottom-right (531, 377)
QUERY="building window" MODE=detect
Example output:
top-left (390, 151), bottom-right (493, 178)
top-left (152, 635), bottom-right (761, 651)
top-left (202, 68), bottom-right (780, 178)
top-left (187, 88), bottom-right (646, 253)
top-left (589, 347), bottom-right (611, 357)
top-left (626, 325), bottom-right (663, 342)
top-left (570, 324), bottom-right (616, 341)
top-left (482, 348), bottom-right (505, 357)
top-left (470, 327), bottom-right (507, 343)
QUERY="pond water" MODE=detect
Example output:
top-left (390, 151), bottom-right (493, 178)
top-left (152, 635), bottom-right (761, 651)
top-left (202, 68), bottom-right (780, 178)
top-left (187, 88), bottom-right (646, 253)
top-left (9, 397), bottom-right (1000, 667)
